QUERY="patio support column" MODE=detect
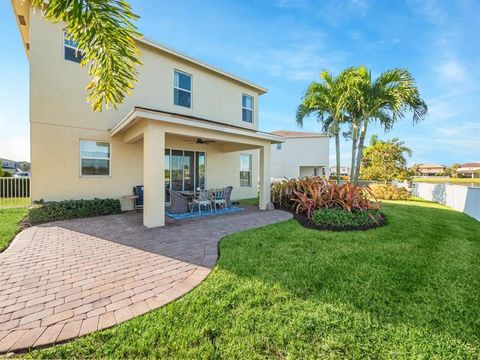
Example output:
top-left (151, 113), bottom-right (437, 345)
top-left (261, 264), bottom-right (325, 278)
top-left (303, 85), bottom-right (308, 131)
top-left (143, 124), bottom-right (165, 228)
top-left (259, 144), bottom-right (271, 210)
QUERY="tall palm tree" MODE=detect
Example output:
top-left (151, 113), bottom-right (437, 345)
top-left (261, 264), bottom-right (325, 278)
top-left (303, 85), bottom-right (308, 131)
top-left (29, 0), bottom-right (142, 112)
top-left (350, 67), bottom-right (428, 183)
top-left (296, 70), bottom-right (349, 184)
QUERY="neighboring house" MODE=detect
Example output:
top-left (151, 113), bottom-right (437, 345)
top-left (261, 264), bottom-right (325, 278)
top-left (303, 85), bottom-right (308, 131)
top-left (270, 131), bottom-right (329, 180)
top-left (11, 2), bottom-right (284, 227)
top-left (417, 164), bottom-right (446, 176)
top-left (0, 158), bottom-right (18, 174)
top-left (457, 162), bottom-right (480, 178)
top-left (0, 158), bottom-right (29, 174)
top-left (330, 166), bottom-right (351, 177)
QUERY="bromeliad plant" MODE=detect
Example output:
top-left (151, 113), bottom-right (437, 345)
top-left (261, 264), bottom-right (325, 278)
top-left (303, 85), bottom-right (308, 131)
top-left (271, 177), bottom-right (379, 219)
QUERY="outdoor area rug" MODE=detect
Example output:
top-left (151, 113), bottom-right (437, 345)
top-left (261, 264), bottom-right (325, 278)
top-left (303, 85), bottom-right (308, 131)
top-left (166, 206), bottom-right (245, 220)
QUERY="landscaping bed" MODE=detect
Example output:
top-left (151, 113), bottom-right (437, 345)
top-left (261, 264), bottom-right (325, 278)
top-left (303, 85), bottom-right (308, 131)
top-left (272, 177), bottom-right (384, 232)
top-left (28, 198), bottom-right (121, 224)
top-left (293, 209), bottom-right (387, 231)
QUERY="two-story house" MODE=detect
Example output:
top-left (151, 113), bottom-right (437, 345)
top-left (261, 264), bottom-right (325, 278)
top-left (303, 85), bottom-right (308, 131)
top-left (12, 1), bottom-right (283, 227)
top-left (270, 131), bottom-right (329, 180)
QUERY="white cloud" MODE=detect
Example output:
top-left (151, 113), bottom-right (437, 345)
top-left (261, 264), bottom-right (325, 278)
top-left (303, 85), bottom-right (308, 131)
top-left (413, 0), bottom-right (448, 25)
top-left (235, 40), bottom-right (348, 82)
top-left (437, 59), bottom-right (467, 82)
top-left (0, 136), bottom-right (30, 162)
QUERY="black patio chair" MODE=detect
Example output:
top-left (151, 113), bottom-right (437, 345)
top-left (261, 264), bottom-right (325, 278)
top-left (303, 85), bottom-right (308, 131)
top-left (225, 186), bottom-right (233, 208)
top-left (133, 185), bottom-right (144, 211)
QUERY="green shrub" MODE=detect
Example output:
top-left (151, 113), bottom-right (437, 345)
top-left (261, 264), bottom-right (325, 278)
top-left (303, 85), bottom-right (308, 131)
top-left (369, 184), bottom-right (411, 200)
top-left (311, 208), bottom-right (381, 227)
top-left (29, 198), bottom-right (121, 224)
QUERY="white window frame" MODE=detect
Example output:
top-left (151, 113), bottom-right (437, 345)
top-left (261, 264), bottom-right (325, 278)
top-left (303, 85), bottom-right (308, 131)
top-left (174, 69), bottom-right (192, 108)
top-left (242, 94), bottom-right (254, 123)
top-left (276, 143), bottom-right (282, 150)
top-left (79, 140), bottom-right (111, 177)
top-left (239, 154), bottom-right (252, 188)
top-left (63, 31), bottom-right (84, 63)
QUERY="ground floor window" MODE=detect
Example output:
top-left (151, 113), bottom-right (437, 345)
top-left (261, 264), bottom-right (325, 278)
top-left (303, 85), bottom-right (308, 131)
top-left (165, 148), bottom-right (205, 201)
top-left (240, 154), bottom-right (252, 187)
top-left (80, 140), bottom-right (110, 176)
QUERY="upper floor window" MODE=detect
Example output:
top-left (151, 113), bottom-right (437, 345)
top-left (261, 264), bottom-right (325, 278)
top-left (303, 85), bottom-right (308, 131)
top-left (242, 94), bottom-right (254, 123)
top-left (80, 140), bottom-right (110, 176)
top-left (63, 31), bottom-right (84, 63)
top-left (276, 143), bottom-right (282, 150)
top-left (174, 70), bottom-right (192, 108)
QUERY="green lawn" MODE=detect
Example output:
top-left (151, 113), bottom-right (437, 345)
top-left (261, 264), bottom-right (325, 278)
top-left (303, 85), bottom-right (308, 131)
top-left (0, 207), bottom-right (27, 252)
top-left (414, 177), bottom-right (480, 185)
top-left (29, 201), bottom-right (480, 358)
top-left (0, 197), bottom-right (31, 208)
top-left (238, 197), bottom-right (259, 206)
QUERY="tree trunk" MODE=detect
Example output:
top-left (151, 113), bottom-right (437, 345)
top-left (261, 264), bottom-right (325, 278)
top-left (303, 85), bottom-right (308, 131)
top-left (353, 119), bottom-right (368, 184)
top-left (350, 124), bottom-right (358, 181)
top-left (335, 131), bottom-right (341, 184)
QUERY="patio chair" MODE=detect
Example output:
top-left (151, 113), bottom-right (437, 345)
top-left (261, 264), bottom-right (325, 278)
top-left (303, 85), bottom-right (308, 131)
top-left (169, 190), bottom-right (190, 214)
top-left (225, 186), bottom-right (233, 208)
top-left (193, 189), bottom-right (213, 214)
top-left (212, 188), bottom-right (227, 211)
top-left (133, 185), bottom-right (144, 211)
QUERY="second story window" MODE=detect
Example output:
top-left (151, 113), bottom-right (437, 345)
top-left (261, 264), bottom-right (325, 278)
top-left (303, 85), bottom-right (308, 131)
top-left (242, 94), bottom-right (254, 123)
top-left (63, 31), bottom-right (84, 63)
top-left (174, 70), bottom-right (192, 108)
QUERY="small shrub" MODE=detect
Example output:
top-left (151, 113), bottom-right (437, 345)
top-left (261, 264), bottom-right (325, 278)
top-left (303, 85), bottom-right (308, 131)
top-left (29, 198), bottom-right (121, 224)
top-left (312, 208), bottom-right (382, 227)
top-left (370, 184), bottom-right (411, 200)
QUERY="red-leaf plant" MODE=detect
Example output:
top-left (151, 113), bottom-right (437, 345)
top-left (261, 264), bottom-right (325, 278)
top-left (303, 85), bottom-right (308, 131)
top-left (271, 176), bottom-right (379, 219)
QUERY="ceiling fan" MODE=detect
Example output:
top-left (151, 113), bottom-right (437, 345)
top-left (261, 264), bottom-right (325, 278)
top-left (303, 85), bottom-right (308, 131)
top-left (184, 138), bottom-right (216, 145)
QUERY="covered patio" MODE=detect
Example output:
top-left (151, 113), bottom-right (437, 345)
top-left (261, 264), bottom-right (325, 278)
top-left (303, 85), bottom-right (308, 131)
top-left (111, 107), bottom-right (284, 227)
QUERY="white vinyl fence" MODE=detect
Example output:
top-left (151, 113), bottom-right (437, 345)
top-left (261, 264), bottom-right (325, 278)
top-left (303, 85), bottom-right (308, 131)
top-left (0, 177), bottom-right (31, 208)
top-left (411, 182), bottom-right (480, 221)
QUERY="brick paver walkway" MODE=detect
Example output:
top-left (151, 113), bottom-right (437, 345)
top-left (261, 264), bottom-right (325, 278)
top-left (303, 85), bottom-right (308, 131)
top-left (0, 206), bottom-right (291, 353)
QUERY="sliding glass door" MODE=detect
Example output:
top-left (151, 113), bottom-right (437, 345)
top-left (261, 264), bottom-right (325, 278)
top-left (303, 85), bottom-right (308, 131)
top-left (164, 149), bottom-right (206, 202)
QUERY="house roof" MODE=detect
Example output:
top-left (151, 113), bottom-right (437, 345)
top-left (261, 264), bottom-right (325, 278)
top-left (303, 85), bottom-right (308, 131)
top-left (111, 107), bottom-right (285, 144)
top-left (270, 130), bottom-right (328, 138)
top-left (10, 1), bottom-right (267, 94)
top-left (418, 163), bottom-right (445, 168)
top-left (460, 162), bottom-right (480, 168)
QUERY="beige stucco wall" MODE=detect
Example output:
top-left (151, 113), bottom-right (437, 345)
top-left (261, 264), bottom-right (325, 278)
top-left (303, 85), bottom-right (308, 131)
top-left (271, 137), bottom-right (329, 179)
top-left (30, 122), bottom-right (259, 209)
top-left (29, 10), bottom-right (260, 132)
top-left (28, 10), bottom-right (263, 207)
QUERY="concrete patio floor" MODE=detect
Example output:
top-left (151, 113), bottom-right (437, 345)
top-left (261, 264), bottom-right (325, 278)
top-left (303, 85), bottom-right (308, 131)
top-left (0, 205), bottom-right (292, 353)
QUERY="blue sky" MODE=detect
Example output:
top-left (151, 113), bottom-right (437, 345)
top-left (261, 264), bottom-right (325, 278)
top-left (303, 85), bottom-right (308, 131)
top-left (1, 0), bottom-right (479, 165)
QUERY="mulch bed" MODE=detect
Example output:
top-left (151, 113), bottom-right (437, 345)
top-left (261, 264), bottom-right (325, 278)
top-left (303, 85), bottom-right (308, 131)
top-left (289, 210), bottom-right (387, 232)
top-left (275, 206), bottom-right (387, 232)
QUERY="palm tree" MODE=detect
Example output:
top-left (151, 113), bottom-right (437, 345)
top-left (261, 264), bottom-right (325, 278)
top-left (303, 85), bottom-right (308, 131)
top-left (349, 67), bottom-right (428, 184)
top-left (296, 70), bottom-right (350, 184)
top-left (29, 0), bottom-right (142, 112)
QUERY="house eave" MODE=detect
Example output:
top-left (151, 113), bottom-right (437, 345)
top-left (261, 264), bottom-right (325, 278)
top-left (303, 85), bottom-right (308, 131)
top-left (110, 107), bottom-right (286, 144)
top-left (10, 0), bottom-right (30, 58)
